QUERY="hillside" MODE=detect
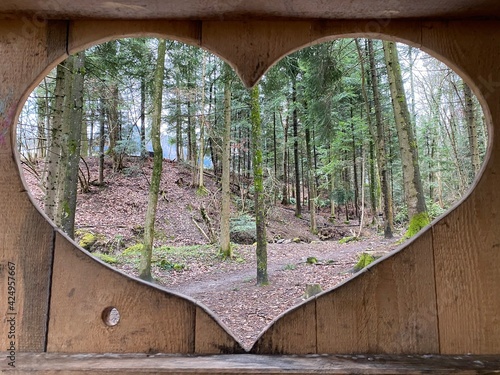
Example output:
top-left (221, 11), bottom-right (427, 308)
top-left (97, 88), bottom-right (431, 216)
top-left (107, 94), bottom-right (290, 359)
top-left (22, 156), bottom-right (402, 349)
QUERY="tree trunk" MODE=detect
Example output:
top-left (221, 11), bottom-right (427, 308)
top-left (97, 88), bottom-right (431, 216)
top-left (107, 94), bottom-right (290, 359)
top-left (139, 39), bottom-right (166, 281)
top-left (292, 77), bottom-right (301, 217)
top-left (251, 85), bottom-right (268, 286)
top-left (464, 82), bottom-right (481, 179)
top-left (59, 52), bottom-right (86, 238)
top-left (367, 40), bottom-right (394, 238)
top-left (383, 40), bottom-right (428, 237)
top-left (140, 76), bottom-right (147, 158)
top-left (305, 126), bottom-right (317, 234)
top-left (281, 112), bottom-right (289, 205)
top-left (98, 97), bottom-right (105, 185)
top-left (197, 52), bottom-right (207, 188)
top-left (42, 63), bottom-right (66, 221)
top-left (108, 83), bottom-right (122, 172)
top-left (219, 63), bottom-right (232, 258)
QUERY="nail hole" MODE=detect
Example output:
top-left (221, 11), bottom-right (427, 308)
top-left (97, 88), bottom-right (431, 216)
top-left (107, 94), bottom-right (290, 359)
top-left (102, 306), bottom-right (120, 327)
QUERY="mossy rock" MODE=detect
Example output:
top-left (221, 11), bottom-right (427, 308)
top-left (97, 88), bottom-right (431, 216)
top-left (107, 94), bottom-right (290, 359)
top-left (306, 256), bottom-right (318, 264)
top-left (292, 237), bottom-right (301, 243)
top-left (94, 253), bottom-right (118, 265)
top-left (123, 243), bottom-right (144, 256)
top-left (78, 232), bottom-right (98, 251)
top-left (404, 211), bottom-right (431, 239)
top-left (339, 235), bottom-right (358, 244)
top-left (303, 283), bottom-right (323, 299)
top-left (353, 252), bottom-right (375, 272)
top-left (230, 215), bottom-right (257, 245)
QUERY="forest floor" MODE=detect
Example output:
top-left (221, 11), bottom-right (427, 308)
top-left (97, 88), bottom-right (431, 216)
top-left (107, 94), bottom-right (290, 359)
top-left (23, 156), bottom-right (404, 350)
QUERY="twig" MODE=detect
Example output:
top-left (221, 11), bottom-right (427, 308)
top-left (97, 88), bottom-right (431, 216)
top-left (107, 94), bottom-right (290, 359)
top-left (191, 217), bottom-right (210, 242)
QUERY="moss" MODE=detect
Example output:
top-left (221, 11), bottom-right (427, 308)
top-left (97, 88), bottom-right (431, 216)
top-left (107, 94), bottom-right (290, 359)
top-left (78, 232), bottom-right (98, 251)
top-left (94, 253), bottom-right (118, 265)
top-left (306, 257), bottom-right (318, 264)
top-left (353, 253), bottom-right (375, 272)
top-left (339, 235), bottom-right (358, 244)
top-left (123, 243), bottom-right (144, 256)
top-left (404, 211), bottom-right (431, 239)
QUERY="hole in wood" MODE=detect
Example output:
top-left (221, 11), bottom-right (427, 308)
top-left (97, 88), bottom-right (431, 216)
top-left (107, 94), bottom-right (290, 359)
top-left (102, 306), bottom-right (120, 327)
top-left (17, 37), bottom-right (488, 350)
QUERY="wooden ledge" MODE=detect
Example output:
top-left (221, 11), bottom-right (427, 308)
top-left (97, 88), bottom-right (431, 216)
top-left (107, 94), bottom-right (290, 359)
top-left (1, 353), bottom-right (500, 374)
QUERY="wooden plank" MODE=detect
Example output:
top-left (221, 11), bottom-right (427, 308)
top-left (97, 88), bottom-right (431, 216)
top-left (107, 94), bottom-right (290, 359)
top-left (194, 306), bottom-right (244, 354)
top-left (316, 230), bottom-right (438, 354)
top-left (251, 299), bottom-right (316, 354)
top-left (201, 20), bottom-right (313, 87)
top-left (68, 20), bottom-right (201, 55)
top-left (0, 19), bottom-right (66, 352)
top-left (420, 21), bottom-right (500, 355)
top-left (1, 353), bottom-right (499, 374)
top-left (47, 232), bottom-right (201, 353)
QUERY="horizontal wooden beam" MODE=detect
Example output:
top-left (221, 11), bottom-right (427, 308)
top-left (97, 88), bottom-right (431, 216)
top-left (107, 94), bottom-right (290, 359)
top-left (1, 353), bottom-right (499, 374)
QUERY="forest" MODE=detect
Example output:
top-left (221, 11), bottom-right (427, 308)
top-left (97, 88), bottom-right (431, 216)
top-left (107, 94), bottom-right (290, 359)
top-left (18, 37), bottom-right (486, 288)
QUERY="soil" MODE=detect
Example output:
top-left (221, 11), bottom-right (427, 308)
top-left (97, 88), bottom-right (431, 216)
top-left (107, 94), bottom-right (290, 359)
top-left (22, 156), bottom-right (404, 350)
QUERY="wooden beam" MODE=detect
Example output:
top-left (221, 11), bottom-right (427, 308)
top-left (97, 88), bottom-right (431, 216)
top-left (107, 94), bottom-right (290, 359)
top-left (1, 353), bottom-right (499, 374)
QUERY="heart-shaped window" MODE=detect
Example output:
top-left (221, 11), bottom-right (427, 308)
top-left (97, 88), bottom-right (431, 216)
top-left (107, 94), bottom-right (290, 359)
top-left (18, 37), bottom-right (487, 350)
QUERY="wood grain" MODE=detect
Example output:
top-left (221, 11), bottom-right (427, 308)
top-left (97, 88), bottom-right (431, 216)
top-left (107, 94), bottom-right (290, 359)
top-left (251, 299), bottom-right (316, 354)
top-left (195, 306), bottom-right (244, 354)
top-left (316, 230), bottom-right (438, 354)
top-left (201, 20), bottom-right (313, 87)
top-left (68, 20), bottom-right (201, 55)
top-left (1, 352), bottom-right (499, 374)
top-left (47, 233), bottom-right (242, 353)
top-left (0, 19), bottom-right (66, 352)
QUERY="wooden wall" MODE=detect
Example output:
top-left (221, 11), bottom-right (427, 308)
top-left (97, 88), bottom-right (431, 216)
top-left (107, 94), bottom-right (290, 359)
top-left (0, 17), bottom-right (499, 355)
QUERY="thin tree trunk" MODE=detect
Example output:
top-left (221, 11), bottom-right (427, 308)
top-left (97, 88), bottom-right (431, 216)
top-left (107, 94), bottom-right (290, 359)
top-left (281, 112), bottom-right (289, 205)
top-left (140, 76), bottom-right (147, 158)
top-left (464, 82), bottom-right (481, 179)
top-left (197, 52), bottom-right (207, 188)
top-left (60, 52), bottom-right (86, 238)
top-left (292, 77), bottom-right (301, 217)
top-left (383, 40), bottom-right (428, 236)
top-left (139, 39), bottom-right (167, 281)
top-left (305, 126), bottom-right (317, 234)
top-left (251, 85), bottom-right (268, 286)
top-left (98, 98), bottom-right (105, 185)
top-left (367, 40), bottom-right (394, 238)
top-left (43, 63), bottom-right (66, 221)
top-left (219, 64), bottom-right (232, 258)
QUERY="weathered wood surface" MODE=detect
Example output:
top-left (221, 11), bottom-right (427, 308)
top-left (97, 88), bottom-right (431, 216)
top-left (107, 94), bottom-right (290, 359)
top-left (0, 15), bottom-right (500, 358)
top-left (0, 0), bottom-right (499, 20)
top-left (47, 233), bottom-right (242, 354)
top-left (254, 230), bottom-right (438, 354)
top-left (0, 20), bottom-right (66, 352)
top-left (1, 353), bottom-right (500, 374)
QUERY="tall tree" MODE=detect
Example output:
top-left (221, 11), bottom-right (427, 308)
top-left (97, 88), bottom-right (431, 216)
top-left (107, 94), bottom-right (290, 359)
top-left (219, 63), bottom-right (233, 258)
top-left (139, 39), bottom-right (167, 281)
top-left (251, 85), bottom-right (268, 286)
top-left (464, 82), bottom-right (481, 179)
top-left (367, 40), bottom-right (394, 238)
top-left (383, 40), bottom-right (429, 236)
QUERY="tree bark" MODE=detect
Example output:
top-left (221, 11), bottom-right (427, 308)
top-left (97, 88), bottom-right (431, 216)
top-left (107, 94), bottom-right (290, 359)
top-left (367, 40), bottom-right (394, 238)
top-left (219, 63), bottom-right (232, 258)
top-left (464, 82), bottom-right (481, 179)
top-left (305, 126), bottom-right (317, 234)
top-left (139, 39), bottom-right (166, 281)
top-left (251, 85), bottom-right (268, 286)
top-left (292, 76), bottom-right (301, 217)
top-left (383, 40), bottom-right (428, 236)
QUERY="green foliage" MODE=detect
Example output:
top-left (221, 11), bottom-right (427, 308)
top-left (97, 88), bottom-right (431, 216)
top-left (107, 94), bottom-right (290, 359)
top-left (353, 253), bottom-right (375, 272)
top-left (405, 211), bottom-right (431, 239)
top-left (77, 231), bottom-right (98, 251)
top-left (339, 236), bottom-right (358, 244)
top-left (427, 200), bottom-right (446, 220)
top-left (157, 259), bottom-right (186, 271)
top-left (283, 263), bottom-right (297, 270)
top-left (94, 253), bottom-right (119, 265)
top-left (123, 243), bottom-right (144, 255)
top-left (306, 257), bottom-right (318, 264)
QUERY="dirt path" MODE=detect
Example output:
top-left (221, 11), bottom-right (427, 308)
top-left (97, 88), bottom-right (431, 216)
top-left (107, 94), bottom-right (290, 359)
top-left (162, 235), bottom-right (400, 350)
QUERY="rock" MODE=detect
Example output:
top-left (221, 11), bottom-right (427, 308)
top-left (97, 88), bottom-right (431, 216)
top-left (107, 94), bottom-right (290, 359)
top-left (283, 239), bottom-right (292, 244)
top-left (303, 283), bottom-right (323, 299)
top-left (306, 256), bottom-right (318, 264)
top-left (318, 226), bottom-right (347, 241)
top-left (276, 239), bottom-right (285, 244)
top-left (292, 237), bottom-right (301, 243)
